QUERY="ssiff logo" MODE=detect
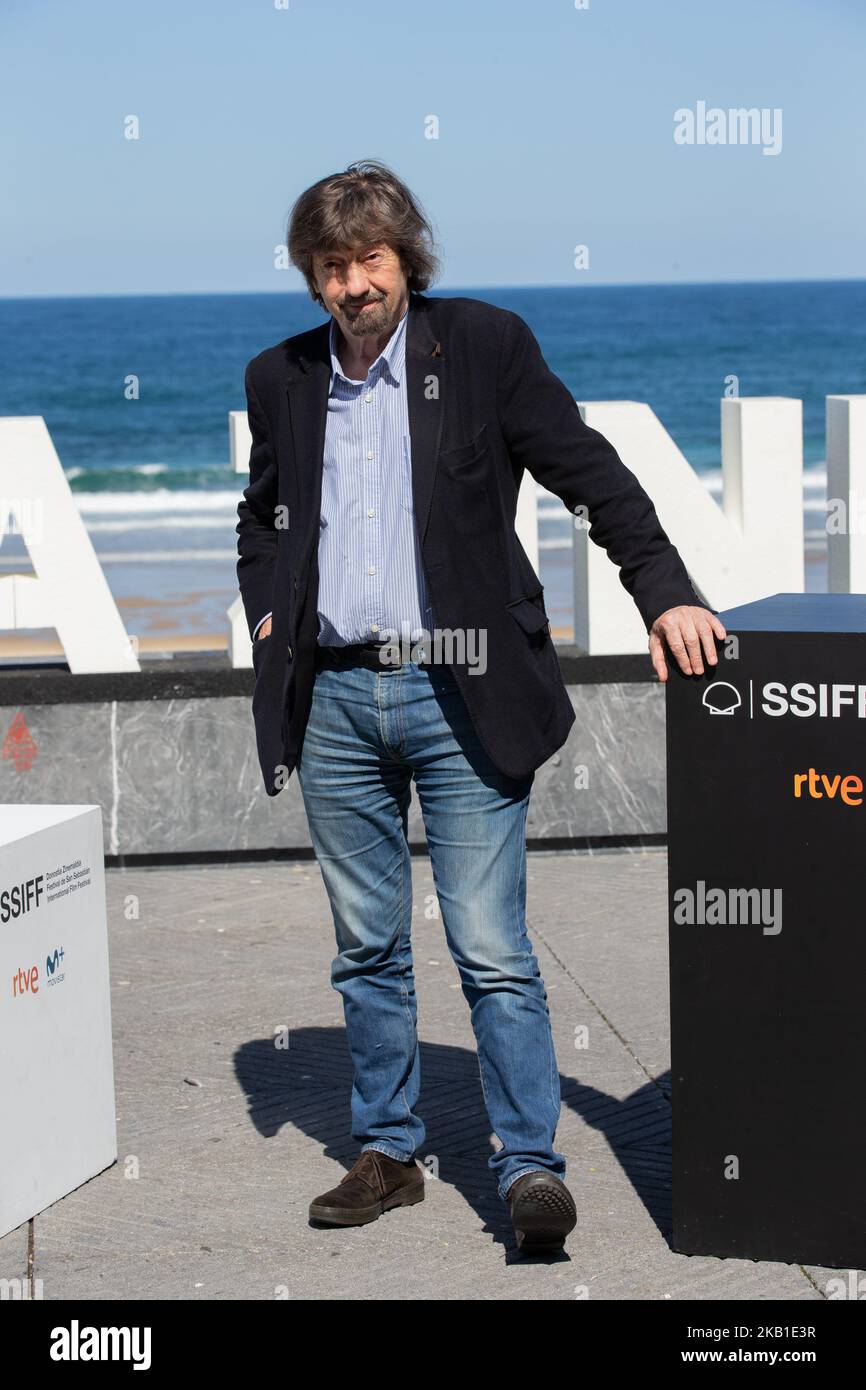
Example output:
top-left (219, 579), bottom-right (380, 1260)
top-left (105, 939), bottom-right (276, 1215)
top-left (702, 682), bottom-right (741, 715)
top-left (702, 679), bottom-right (866, 721)
top-left (0, 874), bottom-right (44, 921)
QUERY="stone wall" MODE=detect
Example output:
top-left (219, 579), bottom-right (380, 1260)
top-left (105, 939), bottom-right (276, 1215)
top-left (0, 650), bottom-right (666, 860)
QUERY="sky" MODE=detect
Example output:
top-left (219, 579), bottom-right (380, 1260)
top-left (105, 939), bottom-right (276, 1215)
top-left (1, 0), bottom-right (863, 296)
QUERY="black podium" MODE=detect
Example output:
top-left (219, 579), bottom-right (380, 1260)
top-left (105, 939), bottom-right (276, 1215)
top-left (666, 592), bottom-right (866, 1269)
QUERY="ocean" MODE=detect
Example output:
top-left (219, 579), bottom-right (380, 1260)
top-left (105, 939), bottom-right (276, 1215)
top-left (2, 281), bottom-right (863, 647)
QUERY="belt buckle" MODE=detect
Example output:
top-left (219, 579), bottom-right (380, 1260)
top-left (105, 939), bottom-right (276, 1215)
top-left (367, 640), bottom-right (400, 670)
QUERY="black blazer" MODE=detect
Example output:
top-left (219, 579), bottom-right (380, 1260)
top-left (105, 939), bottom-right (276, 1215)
top-left (236, 291), bottom-right (712, 797)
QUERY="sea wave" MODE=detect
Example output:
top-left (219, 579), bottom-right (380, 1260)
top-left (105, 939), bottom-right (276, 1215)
top-left (20, 466), bottom-right (827, 577)
top-left (71, 465), bottom-right (828, 519)
top-left (73, 489), bottom-right (245, 515)
top-left (65, 465), bottom-right (236, 493)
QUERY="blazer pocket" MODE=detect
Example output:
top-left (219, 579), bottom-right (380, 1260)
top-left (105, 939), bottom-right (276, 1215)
top-left (506, 589), bottom-right (550, 636)
top-left (252, 630), bottom-right (273, 675)
top-left (439, 422), bottom-right (490, 475)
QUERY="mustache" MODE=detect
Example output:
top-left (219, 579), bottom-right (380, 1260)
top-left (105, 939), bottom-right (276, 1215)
top-left (341, 295), bottom-right (385, 310)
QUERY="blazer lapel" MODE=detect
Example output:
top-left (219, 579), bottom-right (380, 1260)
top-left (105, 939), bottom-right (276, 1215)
top-left (405, 292), bottom-right (445, 546)
top-left (285, 322), bottom-right (330, 565)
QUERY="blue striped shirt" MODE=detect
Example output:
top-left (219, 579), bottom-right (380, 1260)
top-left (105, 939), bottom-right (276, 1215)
top-left (316, 306), bottom-right (434, 646)
top-left (252, 304), bottom-right (434, 646)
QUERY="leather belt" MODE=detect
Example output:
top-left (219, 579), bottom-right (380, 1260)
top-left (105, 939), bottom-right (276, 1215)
top-left (315, 639), bottom-right (439, 672)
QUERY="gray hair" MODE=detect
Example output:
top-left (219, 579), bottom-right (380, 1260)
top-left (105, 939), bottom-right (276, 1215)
top-left (287, 159), bottom-right (440, 305)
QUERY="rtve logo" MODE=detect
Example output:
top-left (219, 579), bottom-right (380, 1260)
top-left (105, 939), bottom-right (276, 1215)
top-left (12, 963), bottom-right (39, 998)
top-left (793, 769), bottom-right (863, 805)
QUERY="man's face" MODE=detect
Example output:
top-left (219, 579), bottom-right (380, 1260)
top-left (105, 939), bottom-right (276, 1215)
top-left (312, 242), bottom-right (408, 339)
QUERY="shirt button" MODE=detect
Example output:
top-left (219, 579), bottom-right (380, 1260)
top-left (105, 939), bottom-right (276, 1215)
top-left (370, 623), bottom-right (379, 633)
top-left (365, 391), bottom-right (373, 403)
top-left (367, 565), bottom-right (376, 575)
top-left (367, 507), bottom-right (375, 517)
top-left (366, 450), bottom-right (374, 460)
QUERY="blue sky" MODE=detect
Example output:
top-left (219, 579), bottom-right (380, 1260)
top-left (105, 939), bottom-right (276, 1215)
top-left (2, 0), bottom-right (863, 295)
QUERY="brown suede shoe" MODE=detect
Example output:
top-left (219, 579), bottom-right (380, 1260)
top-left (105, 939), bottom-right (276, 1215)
top-left (309, 1150), bottom-right (426, 1226)
top-left (506, 1171), bottom-right (577, 1254)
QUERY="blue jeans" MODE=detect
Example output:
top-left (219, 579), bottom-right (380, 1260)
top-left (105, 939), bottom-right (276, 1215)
top-left (295, 656), bottom-right (566, 1201)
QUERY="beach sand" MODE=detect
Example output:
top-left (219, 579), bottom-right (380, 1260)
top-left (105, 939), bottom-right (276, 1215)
top-left (0, 541), bottom-right (829, 661)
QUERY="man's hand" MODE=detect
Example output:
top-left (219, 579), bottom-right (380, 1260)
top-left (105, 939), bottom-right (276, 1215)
top-left (648, 605), bottom-right (727, 681)
top-left (256, 616), bottom-right (273, 641)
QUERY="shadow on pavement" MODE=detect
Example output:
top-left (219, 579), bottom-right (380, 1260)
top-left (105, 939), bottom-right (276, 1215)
top-left (235, 1032), bottom-right (672, 1260)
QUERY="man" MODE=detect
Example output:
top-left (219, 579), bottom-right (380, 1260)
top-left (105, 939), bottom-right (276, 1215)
top-left (236, 160), bottom-right (726, 1255)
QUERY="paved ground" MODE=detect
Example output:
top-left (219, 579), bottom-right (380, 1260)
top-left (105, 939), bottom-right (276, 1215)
top-left (1, 848), bottom-right (857, 1301)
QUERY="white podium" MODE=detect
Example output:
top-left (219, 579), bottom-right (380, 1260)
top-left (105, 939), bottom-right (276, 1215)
top-left (0, 805), bottom-right (117, 1238)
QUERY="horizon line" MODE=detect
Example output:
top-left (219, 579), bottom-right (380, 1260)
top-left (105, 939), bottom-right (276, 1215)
top-left (1, 274), bottom-right (865, 303)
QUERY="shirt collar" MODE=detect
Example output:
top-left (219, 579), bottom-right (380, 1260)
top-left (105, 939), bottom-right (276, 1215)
top-left (328, 302), bottom-right (408, 391)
